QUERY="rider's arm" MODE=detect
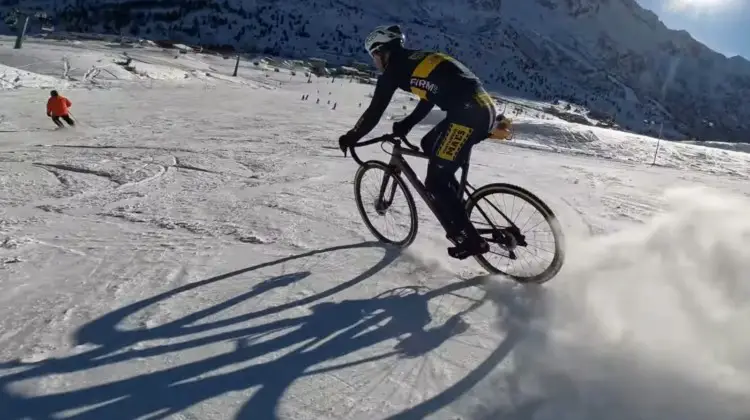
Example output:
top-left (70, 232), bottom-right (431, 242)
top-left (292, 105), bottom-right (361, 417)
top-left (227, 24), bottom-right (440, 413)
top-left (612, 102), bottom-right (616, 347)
top-left (399, 99), bottom-right (434, 131)
top-left (346, 73), bottom-right (397, 140)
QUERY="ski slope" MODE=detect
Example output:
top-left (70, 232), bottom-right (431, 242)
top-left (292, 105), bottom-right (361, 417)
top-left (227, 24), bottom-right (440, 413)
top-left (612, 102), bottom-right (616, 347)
top-left (1, 37), bottom-right (750, 420)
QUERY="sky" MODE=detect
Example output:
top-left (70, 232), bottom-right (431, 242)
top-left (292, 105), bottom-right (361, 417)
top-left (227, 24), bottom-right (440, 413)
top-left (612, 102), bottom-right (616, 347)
top-left (636, 0), bottom-right (750, 59)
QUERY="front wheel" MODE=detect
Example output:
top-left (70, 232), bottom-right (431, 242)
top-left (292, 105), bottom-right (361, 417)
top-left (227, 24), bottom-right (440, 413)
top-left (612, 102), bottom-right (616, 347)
top-left (353, 161), bottom-right (419, 247)
top-left (465, 183), bottom-right (565, 284)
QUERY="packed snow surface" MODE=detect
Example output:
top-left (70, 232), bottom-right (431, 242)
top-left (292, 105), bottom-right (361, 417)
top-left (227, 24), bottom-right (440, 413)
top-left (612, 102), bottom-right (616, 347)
top-left (1, 37), bottom-right (749, 420)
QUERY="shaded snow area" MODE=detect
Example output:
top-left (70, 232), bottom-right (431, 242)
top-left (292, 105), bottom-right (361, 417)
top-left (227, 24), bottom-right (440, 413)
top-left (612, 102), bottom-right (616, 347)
top-left (0, 63), bottom-right (64, 90)
top-left (1, 38), bottom-right (750, 420)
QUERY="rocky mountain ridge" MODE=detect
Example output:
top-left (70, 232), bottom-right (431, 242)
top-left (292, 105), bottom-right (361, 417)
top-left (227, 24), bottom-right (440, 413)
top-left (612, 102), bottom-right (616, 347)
top-left (2, 0), bottom-right (749, 141)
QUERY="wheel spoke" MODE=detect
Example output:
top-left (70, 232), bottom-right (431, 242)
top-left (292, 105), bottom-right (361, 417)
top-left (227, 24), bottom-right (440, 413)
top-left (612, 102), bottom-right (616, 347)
top-left (354, 162), bottom-right (418, 248)
top-left (466, 184), bottom-right (565, 284)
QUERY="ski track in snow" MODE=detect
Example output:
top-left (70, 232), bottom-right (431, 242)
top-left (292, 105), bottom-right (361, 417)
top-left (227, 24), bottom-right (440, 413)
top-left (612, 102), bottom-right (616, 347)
top-left (1, 37), bottom-right (750, 419)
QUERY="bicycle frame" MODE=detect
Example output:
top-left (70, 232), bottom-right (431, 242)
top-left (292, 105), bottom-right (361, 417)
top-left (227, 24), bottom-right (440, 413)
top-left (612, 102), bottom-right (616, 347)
top-left (347, 134), bottom-right (563, 279)
top-left (380, 141), bottom-right (473, 221)
top-left (349, 134), bottom-right (514, 237)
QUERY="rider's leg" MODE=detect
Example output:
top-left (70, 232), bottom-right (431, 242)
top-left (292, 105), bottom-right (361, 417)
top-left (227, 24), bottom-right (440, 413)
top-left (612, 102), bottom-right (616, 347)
top-left (425, 133), bottom-right (486, 232)
top-left (422, 95), bottom-right (496, 259)
top-left (419, 119), bottom-right (446, 154)
top-left (419, 120), bottom-right (459, 233)
top-left (425, 157), bottom-right (473, 239)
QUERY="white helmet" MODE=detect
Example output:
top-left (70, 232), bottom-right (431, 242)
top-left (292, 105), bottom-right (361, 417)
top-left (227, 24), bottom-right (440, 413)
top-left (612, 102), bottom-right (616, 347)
top-left (364, 25), bottom-right (405, 56)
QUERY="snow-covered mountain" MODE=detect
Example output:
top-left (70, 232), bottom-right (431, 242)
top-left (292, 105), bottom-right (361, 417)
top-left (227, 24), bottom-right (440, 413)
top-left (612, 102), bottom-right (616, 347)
top-left (3, 36), bottom-right (750, 419)
top-left (3, 0), bottom-right (749, 142)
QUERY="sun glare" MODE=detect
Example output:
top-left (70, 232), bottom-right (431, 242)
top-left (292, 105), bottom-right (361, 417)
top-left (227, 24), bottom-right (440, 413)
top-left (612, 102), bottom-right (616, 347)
top-left (667, 0), bottom-right (739, 13)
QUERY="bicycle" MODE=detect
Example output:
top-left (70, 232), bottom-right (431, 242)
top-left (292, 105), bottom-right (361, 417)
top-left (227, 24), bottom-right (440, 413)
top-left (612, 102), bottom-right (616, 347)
top-left (347, 133), bottom-right (565, 284)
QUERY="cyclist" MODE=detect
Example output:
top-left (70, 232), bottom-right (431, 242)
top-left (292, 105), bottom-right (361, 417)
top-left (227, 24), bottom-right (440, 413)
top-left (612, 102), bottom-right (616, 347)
top-left (338, 24), bottom-right (510, 260)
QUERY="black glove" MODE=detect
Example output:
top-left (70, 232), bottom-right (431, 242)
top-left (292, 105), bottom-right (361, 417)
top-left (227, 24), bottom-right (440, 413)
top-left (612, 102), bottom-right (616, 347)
top-left (338, 132), bottom-right (358, 155)
top-left (392, 119), bottom-right (412, 138)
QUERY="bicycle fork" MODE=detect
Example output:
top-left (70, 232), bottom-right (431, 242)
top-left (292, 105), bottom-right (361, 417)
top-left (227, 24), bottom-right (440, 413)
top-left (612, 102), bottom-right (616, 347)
top-left (374, 170), bottom-right (400, 215)
top-left (375, 166), bottom-right (456, 235)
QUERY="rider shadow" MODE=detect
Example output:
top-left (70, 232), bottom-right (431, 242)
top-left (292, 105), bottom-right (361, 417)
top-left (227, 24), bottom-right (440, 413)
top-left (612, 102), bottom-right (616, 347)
top-left (0, 243), bottom-right (537, 420)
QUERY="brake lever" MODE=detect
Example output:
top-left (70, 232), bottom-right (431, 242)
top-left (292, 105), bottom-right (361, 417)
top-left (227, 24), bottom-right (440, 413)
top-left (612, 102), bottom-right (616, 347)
top-left (394, 135), bottom-right (420, 152)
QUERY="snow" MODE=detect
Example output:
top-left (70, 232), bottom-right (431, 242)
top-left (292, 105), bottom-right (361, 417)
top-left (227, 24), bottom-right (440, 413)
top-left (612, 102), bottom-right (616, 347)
top-left (1, 38), bottom-right (750, 420)
top-left (6, 0), bottom-right (750, 141)
top-left (0, 63), bottom-right (63, 89)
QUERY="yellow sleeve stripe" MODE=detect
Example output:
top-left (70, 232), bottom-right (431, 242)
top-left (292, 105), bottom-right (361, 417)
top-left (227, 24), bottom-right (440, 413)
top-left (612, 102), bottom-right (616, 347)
top-left (411, 53), bottom-right (449, 79)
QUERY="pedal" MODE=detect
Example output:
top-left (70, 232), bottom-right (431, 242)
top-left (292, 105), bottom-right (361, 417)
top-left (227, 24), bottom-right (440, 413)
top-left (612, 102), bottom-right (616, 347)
top-left (447, 240), bottom-right (489, 260)
top-left (448, 247), bottom-right (471, 260)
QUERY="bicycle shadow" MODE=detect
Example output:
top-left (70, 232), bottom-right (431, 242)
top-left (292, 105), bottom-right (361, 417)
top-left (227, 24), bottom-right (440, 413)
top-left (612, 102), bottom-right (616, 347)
top-left (389, 278), bottom-right (544, 420)
top-left (0, 242), bottom-right (539, 419)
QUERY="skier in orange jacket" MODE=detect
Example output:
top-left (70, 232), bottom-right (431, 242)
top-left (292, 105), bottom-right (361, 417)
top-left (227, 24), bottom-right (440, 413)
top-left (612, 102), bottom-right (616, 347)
top-left (47, 90), bottom-right (75, 128)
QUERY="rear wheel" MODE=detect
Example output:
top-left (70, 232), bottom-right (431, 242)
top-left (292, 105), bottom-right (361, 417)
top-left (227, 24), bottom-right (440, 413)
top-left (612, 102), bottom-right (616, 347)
top-left (354, 161), bottom-right (419, 247)
top-left (465, 183), bottom-right (565, 284)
